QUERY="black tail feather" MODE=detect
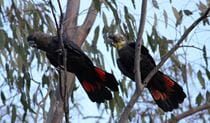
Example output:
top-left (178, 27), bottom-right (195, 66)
top-left (149, 74), bottom-right (186, 112)
top-left (75, 67), bottom-right (119, 103)
top-left (104, 72), bottom-right (119, 92)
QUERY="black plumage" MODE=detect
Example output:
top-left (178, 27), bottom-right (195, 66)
top-left (27, 32), bottom-right (119, 103)
top-left (108, 34), bottom-right (186, 112)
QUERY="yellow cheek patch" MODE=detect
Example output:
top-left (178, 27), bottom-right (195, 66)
top-left (113, 40), bottom-right (126, 49)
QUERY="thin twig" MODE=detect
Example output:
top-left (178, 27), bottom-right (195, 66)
top-left (168, 103), bottom-right (210, 122)
top-left (56, 0), bottom-right (70, 123)
top-left (49, 0), bottom-right (69, 122)
top-left (119, 0), bottom-right (148, 122)
top-left (83, 116), bottom-right (104, 119)
top-left (57, 0), bottom-right (62, 17)
top-left (179, 45), bottom-right (203, 51)
top-left (49, 0), bottom-right (59, 30)
top-left (46, 0), bottom-right (81, 123)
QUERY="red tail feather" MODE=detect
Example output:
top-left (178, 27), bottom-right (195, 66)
top-left (95, 67), bottom-right (106, 81)
top-left (162, 75), bottom-right (175, 87)
top-left (151, 90), bottom-right (167, 100)
top-left (149, 73), bottom-right (186, 112)
top-left (76, 67), bottom-right (118, 103)
top-left (82, 80), bottom-right (101, 92)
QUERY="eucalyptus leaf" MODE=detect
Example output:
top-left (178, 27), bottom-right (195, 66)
top-left (1, 91), bottom-right (6, 105)
top-left (197, 70), bottom-right (205, 89)
top-left (152, 0), bottom-right (159, 9)
top-left (203, 45), bottom-right (208, 67)
top-left (163, 10), bottom-right (168, 28)
top-left (183, 10), bottom-right (193, 16)
top-left (12, 105), bottom-right (17, 123)
top-left (196, 93), bottom-right (204, 105)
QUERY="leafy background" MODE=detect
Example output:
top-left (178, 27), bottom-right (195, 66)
top-left (0, 0), bottom-right (210, 122)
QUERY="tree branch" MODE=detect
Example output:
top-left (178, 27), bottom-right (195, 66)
top-left (64, 0), bottom-right (80, 28)
top-left (46, 0), bottom-right (101, 123)
top-left (63, 0), bottom-right (80, 41)
top-left (49, 0), bottom-right (59, 31)
top-left (81, 2), bottom-right (98, 30)
top-left (168, 103), bottom-right (210, 122)
top-left (119, 0), bottom-right (148, 122)
top-left (135, 0), bottom-right (147, 91)
top-left (56, 0), bottom-right (70, 122)
top-left (75, 1), bottom-right (99, 46)
top-left (179, 45), bottom-right (203, 51)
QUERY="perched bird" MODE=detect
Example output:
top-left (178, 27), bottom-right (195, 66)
top-left (27, 32), bottom-right (119, 103)
top-left (106, 33), bottom-right (186, 112)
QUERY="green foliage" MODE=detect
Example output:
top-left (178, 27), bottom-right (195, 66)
top-left (205, 68), bottom-right (210, 80)
top-left (163, 10), bottom-right (168, 28)
top-left (11, 105), bottom-right (16, 123)
top-left (172, 6), bottom-right (183, 26)
top-left (203, 46), bottom-right (208, 67)
top-left (152, 0), bottom-right (159, 9)
top-left (0, 0), bottom-right (57, 122)
top-left (196, 93), bottom-right (204, 106)
top-left (0, 91), bottom-right (6, 105)
top-left (206, 91), bottom-right (210, 102)
top-left (183, 10), bottom-right (193, 16)
top-left (93, 0), bottom-right (102, 12)
top-left (197, 70), bottom-right (205, 89)
top-left (0, 0), bottom-right (209, 122)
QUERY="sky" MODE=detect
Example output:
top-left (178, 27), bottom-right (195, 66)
top-left (70, 0), bottom-right (210, 122)
top-left (0, 0), bottom-right (210, 123)
top-left (77, 0), bottom-right (210, 123)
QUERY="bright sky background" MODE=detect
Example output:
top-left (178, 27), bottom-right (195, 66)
top-left (70, 0), bottom-right (210, 123)
top-left (29, 0), bottom-right (210, 122)
top-left (0, 0), bottom-right (210, 123)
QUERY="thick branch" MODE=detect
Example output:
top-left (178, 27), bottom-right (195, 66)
top-left (168, 103), bottom-right (210, 122)
top-left (63, 0), bottom-right (80, 41)
top-left (64, 0), bottom-right (80, 27)
top-left (75, 1), bottom-right (99, 46)
top-left (46, 1), bottom-right (100, 123)
top-left (135, 0), bottom-right (147, 91)
top-left (81, 2), bottom-right (98, 30)
top-left (119, 0), bottom-right (148, 122)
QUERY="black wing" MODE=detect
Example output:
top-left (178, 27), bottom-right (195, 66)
top-left (64, 40), bottom-right (94, 67)
top-left (128, 42), bottom-right (156, 66)
top-left (117, 59), bottom-right (134, 81)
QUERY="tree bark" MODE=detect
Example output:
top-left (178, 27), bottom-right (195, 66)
top-left (46, 0), bottom-right (100, 122)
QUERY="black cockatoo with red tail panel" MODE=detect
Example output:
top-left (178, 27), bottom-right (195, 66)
top-left (27, 32), bottom-right (119, 103)
top-left (106, 33), bottom-right (186, 112)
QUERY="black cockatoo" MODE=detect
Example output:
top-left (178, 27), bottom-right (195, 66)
top-left (27, 32), bottom-right (119, 103)
top-left (106, 33), bottom-right (186, 112)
